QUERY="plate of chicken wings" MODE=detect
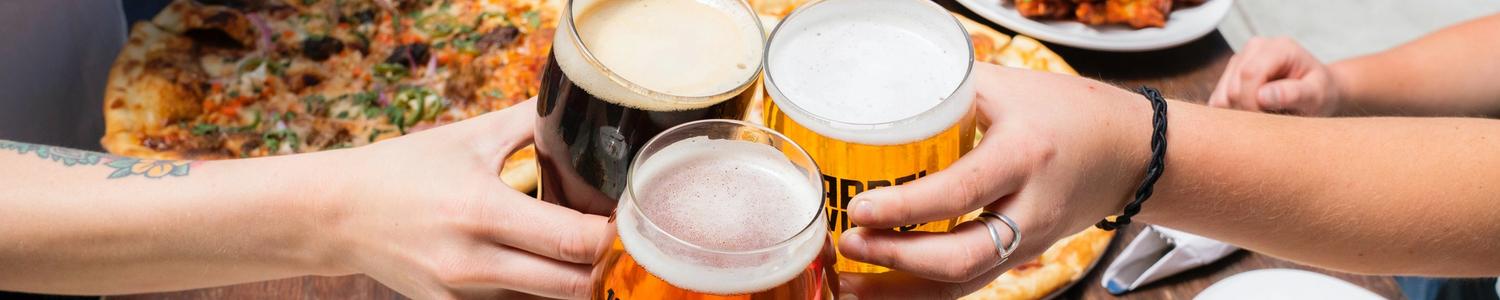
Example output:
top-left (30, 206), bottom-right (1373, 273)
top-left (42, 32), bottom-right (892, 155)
top-left (955, 0), bottom-right (1233, 51)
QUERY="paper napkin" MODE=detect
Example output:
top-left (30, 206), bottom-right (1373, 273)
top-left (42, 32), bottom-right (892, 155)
top-left (1100, 225), bottom-right (1240, 294)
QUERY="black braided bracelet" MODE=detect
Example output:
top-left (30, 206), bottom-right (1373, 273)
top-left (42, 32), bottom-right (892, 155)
top-left (1095, 86), bottom-right (1168, 231)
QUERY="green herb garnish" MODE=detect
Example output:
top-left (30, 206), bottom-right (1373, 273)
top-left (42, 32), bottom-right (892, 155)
top-left (373, 63), bottom-right (410, 82)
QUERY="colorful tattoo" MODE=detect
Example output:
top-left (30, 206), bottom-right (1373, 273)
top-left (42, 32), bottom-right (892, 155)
top-left (0, 140), bottom-right (195, 179)
top-left (0, 140), bottom-right (105, 166)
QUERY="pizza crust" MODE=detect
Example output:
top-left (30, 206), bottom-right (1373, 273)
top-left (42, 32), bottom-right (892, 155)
top-left (996, 35), bottom-right (1078, 76)
top-left (501, 146), bottom-right (539, 192)
top-left (102, 22), bottom-right (206, 159)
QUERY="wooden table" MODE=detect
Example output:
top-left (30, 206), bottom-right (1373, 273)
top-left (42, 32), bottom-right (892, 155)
top-left (100, 2), bottom-right (1405, 300)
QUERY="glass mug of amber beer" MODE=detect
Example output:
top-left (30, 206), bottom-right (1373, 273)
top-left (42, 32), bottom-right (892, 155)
top-left (593, 119), bottom-right (835, 299)
top-left (762, 0), bottom-right (978, 273)
top-left (536, 0), bottom-right (766, 214)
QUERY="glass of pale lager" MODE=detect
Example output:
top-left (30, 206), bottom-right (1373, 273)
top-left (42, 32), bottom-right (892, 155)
top-left (593, 119), bottom-right (835, 299)
top-left (762, 0), bottom-right (978, 273)
top-left (537, 0), bottom-right (766, 215)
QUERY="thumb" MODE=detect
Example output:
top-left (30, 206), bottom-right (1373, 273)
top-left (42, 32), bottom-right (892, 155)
top-left (1256, 79), bottom-right (1321, 115)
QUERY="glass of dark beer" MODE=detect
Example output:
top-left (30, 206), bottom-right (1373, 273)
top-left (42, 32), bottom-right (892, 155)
top-left (536, 0), bottom-right (765, 214)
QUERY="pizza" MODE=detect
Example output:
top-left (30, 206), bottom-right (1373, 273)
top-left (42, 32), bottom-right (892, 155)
top-left (747, 1), bottom-right (1114, 298)
top-left (102, 0), bottom-right (556, 190)
top-left (962, 227), bottom-right (1115, 300)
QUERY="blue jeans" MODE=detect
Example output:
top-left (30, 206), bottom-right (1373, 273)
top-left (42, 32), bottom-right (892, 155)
top-left (1397, 276), bottom-right (1499, 300)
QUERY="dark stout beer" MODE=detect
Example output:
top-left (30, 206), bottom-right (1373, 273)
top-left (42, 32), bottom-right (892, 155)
top-left (536, 0), bottom-right (765, 214)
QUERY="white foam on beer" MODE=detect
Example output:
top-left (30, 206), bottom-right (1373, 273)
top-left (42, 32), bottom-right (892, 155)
top-left (764, 0), bottom-right (975, 145)
top-left (555, 0), bottom-right (763, 110)
top-left (620, 137), bottom-right (823, 295)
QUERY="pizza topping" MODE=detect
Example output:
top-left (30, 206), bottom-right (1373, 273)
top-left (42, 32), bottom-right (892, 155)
top-left (373, 63), bottom-right (410, 82)
top-left (349, 9), bottom-right (377, 23)
top-left (191, 123), bottom-right (221, 135)
top-left (292, 73), bottom-right (324, 93)
top-left (300, 94), bottom-right (331, 117)
top-left (476, 25), bottom-right (519, 51)
top-left (183, 28), bottom-right (250, 50)
top-left (416, 13), bottom-right (462, 38)
top-left (245, 13), bottom-right (275, 53)
top-left (301, 36), bottom-right (345, 61)
top-left (385, 43), bottom-right (431, 68)
top-left (110, 0), bottom-right (552, 161)
top-left (262, 128), bottom-right (301, 153)
top-left (194, 0), bottom-right (253, 10)
top-left (390, 87), bottom-right (447, 131)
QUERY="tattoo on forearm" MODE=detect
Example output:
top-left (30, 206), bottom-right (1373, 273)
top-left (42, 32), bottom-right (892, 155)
top-left (0, 140), bottom-right (196, 179)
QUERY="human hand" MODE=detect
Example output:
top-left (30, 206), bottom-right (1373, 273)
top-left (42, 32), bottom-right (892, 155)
top-left (1209, 37), bottom-right (1343, 116)
top-left (836, 63), bottom-right (1147, 299)
top-left (316, 99), bottom-right (609, 299)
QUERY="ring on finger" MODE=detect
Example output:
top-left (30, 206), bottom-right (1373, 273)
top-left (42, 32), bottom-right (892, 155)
top-left (977, 211), bottom-right (1022, 266)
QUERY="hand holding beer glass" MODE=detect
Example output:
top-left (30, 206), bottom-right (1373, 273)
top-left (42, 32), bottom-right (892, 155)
top-left (761, 0), bottom-right (989, 275)
top-left (593, 120), bottom-right (835, 299)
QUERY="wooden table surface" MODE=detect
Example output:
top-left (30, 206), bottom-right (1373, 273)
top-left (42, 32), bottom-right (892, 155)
top-left (103, 2), bottom-right (1404, 299)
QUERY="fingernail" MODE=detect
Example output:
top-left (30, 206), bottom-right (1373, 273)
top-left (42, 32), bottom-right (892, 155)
top-left (850, 197), bottom-right (874, 221)
top-left (852, 199), bottom-right (876, 220)
top-left (840, 293), bottom-right (859, 300)
top-left (840, 229), bottom-right (866, 251)
top-left (1259, 87), bottom-right (1280, 107)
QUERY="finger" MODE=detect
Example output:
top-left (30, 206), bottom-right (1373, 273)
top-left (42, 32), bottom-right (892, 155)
top-left (1208, 50), bottom-right (1247, 108)
top-left (844, 126), bottom-right (1034, 228)
top-left (450, 246), bottom-right (595, 300)
top-left (1231, 40), bottom-right (1301, 112)
top-left (842, 64), bottom-right (1041, 229)
top-left (1214, 37), bottom-right (1265, 109)
top-left (839, 265), bottom-right (1007, 300)
top-left (1256, 79), bottom-right (1321, 115)
top-left (469, 98), bottom-right (539, 160)
top-left (480, 187), bottom-right (611, 264)
top-left (840, 199), bottom-right (1055, 299)
top-left (839, 219), bottom-right (1012, 282)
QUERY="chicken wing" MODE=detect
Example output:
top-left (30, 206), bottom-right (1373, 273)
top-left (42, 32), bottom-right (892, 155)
top-left (1016, 0), bottom-right (1075, 19)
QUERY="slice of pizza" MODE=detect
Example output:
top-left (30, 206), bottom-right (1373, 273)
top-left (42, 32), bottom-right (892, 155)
top-left (102, 0), bottom-right (556, 191)
top-left (962, 228), bottom-right (1115, 300)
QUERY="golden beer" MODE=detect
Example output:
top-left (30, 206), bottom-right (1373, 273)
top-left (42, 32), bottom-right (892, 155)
top-left (762, 0), bottom-right (977, 273)
top-left (593, 120), bottom-right (835, 299)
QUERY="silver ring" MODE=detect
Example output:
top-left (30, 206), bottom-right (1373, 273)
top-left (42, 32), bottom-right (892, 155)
top-left (978, 212), bottom-right (1022, 265)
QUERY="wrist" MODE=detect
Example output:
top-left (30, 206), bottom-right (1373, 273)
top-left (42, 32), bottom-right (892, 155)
top-left (1104, 87), bottom-right (1158, 217)
top-left (1326, 60), bottom-right (1365, 116)
top-left (273, 149), bottom-right (361, 276)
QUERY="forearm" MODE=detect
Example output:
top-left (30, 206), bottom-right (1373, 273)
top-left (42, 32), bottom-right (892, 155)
top-left (1331, 14), bottom-right (1500, 117)
top-left (1139, 104), bottom-right (1500, 276)
top-left (0, 141), bottom-right (348, 294)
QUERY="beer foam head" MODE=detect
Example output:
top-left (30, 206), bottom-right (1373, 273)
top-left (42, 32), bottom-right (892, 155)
top-left (764, 0), bottom-right (975, 145)
top-left (555, 0), bottom-right (764, 111)
top-left (620, 137), bottom-right (824, 295)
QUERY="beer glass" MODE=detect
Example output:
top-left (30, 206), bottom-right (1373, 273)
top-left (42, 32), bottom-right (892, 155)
top-left (536, 0), bottom-right (766, 215)
top-left (593, 119), bottom-right (835, 300)
top-left (762, 0), bottom-right (978, 273)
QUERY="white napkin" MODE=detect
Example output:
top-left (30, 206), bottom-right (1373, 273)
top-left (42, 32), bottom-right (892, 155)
top-left (1100, 225), bottom-right (1240, 294)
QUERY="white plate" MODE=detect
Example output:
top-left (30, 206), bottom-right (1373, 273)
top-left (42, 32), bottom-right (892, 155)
top-left (1194, 269), bottom-right (1385, 300)
top-left (955, 0), bottom-right (1234, 52)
